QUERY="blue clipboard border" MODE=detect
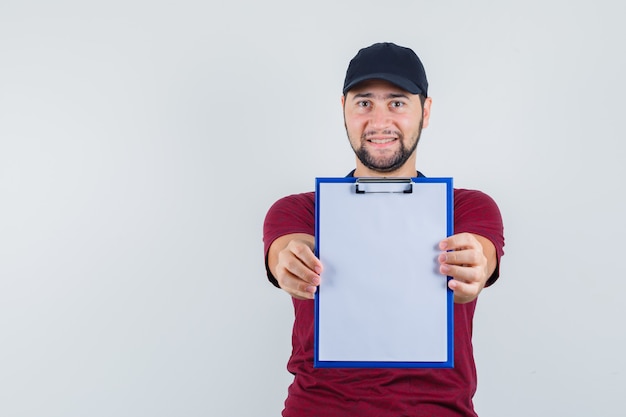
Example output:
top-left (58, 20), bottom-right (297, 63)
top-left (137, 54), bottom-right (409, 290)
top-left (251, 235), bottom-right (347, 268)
top-left (313, 176), bottom-right (454, 368)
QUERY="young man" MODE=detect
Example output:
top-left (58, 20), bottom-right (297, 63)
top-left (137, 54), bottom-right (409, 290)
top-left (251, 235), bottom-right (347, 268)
top-left (263, 42), bottom-right (505, 417)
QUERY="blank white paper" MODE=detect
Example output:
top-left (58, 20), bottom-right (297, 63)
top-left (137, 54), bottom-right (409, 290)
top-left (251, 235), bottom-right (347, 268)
top-left (316, 178), bottom-right (452, 366)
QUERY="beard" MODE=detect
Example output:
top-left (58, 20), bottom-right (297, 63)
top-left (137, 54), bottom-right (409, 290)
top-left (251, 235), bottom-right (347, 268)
top-left (349, 121), bottom-right (423, 173)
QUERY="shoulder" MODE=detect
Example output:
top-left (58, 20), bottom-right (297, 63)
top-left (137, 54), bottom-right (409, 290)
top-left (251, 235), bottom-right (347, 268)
top-left (263, 191), bottom-right (316, 257)
top-left (453, 187), bottom-right (504, 250)
top-left (454, 188), bottom-right (501, 216)
top-left (452, 187), bottom-right (503, 242)
top-left (454, 188), bottom-right (498, 205)
top-left (264, 191), bottom-right (316, 232)
top-left (267, 191), bottom-right (315, 213)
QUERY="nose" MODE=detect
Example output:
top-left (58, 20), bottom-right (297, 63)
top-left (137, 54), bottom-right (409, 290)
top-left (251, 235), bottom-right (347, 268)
top-left (369, 105), bottom-right (391, 129)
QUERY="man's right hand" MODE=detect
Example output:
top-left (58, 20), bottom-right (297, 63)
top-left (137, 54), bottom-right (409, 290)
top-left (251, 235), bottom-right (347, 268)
top-left (267, 233), bottom-right (322, 300)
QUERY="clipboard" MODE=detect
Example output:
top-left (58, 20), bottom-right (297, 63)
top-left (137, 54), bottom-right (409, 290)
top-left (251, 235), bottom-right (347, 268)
top-left (314, 176), bottom-right (454, 368)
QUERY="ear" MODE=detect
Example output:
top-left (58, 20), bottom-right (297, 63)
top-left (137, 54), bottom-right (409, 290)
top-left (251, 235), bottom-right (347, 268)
top-left (421, 97), bottom-right (432, 129)
top-left (341, 95), bottom-right (345, 107)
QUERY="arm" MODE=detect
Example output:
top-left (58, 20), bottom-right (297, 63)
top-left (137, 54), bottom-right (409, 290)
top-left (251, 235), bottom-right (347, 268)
top-left (264, 189), bottom-right (502, 302)
top-left (269, 231), bottom-right (495, 303)
top-left (438, 232), bottom-right (497, 304)
top-left (267, 233), bottom-right (322, 300)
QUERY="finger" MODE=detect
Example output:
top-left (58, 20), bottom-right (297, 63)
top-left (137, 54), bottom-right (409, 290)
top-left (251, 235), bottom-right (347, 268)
top-left (276, 267), bottom-right (318, 300)
top-left (439, 232), bottom-right (480, 251)
top-left (280, 252), bottom-right (321, 287)
top-left (287, 240), bottom-right (324, 275)
top-left (438, 249), bottom-right (483, 267)
top-left (278, 241), bottom-right (322, 285)
top-left (440, 262), bottom-right (483, 284)
top-left (448, 278), bottom-right (482, 304)
top-left (276, 250), bottom-right (321, 300)
top-left (440, 263), bottom-right (468, 279)
top-left (282, 274), bottom-right (318, 300)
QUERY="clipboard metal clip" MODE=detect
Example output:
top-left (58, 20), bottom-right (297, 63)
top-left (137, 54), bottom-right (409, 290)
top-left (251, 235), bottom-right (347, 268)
top-left (355, 178), bottom-right (413, 194)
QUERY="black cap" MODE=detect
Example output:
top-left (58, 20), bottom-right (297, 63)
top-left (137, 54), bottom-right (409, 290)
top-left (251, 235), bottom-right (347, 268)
top-left (342, 42), bottom-right (428, 96)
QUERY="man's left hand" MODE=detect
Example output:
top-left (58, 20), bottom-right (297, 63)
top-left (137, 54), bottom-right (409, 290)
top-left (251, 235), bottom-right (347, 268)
top-left (438, 232), bottom-right (497, 303)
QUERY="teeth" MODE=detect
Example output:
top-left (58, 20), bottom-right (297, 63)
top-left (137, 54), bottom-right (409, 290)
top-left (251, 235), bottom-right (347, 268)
top-left (370, 138), bottom-right (395, 144)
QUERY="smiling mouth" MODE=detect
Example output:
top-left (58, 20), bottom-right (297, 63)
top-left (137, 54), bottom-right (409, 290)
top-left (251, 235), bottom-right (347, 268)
top-left (368, 138), bottom-right (397, 144)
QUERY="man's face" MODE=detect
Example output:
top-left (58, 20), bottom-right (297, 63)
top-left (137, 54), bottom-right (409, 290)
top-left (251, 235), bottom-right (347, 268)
top-left (342, 79), bottom-right (431, 177)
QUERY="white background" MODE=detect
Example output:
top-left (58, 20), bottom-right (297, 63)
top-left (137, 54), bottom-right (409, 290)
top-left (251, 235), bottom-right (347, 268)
top-left (1, 1), bottom-right (624, 416)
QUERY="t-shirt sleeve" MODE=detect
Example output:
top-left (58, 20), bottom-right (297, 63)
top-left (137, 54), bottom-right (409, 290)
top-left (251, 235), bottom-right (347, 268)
top-left (262, 192), bottom-right (315, 287)
top-left (454, 189), bottom-right (505, 287)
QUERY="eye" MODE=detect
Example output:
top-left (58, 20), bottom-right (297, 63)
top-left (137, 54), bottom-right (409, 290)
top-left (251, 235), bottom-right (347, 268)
top-left (390, 101), bottom-right (404, 108)
top-left (357, 100), bottom-right (371, 108)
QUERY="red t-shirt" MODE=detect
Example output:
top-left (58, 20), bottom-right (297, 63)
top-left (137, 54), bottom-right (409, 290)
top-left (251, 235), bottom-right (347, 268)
top-left (263, 188), bottom-right (505, 417)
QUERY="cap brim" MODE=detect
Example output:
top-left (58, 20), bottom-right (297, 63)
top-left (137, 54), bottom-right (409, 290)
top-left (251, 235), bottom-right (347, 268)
top-left (343, 73), bottom-right (423, 95)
